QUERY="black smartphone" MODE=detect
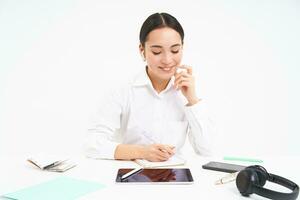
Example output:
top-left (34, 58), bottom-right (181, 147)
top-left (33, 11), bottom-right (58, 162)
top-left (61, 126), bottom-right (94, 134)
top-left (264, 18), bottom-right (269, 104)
top-left (202, 161), bottom-right (247, 173)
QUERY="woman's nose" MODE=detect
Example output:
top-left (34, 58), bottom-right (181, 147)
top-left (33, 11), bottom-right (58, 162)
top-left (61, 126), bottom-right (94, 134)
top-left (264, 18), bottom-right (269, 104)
top-left (161, 53), bottom-right (173, 65)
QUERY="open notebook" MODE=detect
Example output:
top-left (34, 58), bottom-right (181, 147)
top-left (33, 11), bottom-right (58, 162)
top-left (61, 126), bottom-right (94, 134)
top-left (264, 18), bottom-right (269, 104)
top-left (27, 154), bottom-right (76, 172)
top-left (135, 155), bottom-right (185, 168)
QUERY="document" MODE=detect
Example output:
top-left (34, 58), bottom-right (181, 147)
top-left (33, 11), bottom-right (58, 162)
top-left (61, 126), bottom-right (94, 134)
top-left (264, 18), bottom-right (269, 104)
top-left (135, 155), bottom-right (185, 168)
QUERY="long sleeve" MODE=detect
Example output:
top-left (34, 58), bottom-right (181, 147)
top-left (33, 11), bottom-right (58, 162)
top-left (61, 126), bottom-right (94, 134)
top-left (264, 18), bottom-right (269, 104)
top-left (84, 89), bottom-right (124, 159)
top-left (184, 100), bottom-right (216, 156)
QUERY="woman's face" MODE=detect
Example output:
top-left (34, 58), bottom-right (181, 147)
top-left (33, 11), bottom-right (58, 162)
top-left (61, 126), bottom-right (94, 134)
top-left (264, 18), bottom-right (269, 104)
top-left (141, 27), bottom-right (183, 81)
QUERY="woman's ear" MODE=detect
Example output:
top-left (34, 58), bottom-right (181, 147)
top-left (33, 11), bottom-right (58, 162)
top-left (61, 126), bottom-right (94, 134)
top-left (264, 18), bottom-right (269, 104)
top-left (139, 44), bottom-right (146, 61)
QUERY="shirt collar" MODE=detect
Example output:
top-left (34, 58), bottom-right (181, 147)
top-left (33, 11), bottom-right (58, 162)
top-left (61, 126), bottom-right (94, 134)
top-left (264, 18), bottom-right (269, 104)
top-left (132, 67), bottom-right (152, 87)
top-left (132, 67), bottom-right (175, 93)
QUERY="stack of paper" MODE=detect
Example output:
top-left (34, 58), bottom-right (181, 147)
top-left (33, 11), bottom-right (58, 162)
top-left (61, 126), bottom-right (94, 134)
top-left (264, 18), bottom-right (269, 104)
top-left (27, 155), bottom-right (76, 172)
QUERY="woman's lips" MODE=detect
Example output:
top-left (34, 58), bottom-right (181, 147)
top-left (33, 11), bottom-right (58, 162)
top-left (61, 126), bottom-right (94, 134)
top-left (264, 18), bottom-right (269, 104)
top-left (159, 66), bottom-right (175, 72)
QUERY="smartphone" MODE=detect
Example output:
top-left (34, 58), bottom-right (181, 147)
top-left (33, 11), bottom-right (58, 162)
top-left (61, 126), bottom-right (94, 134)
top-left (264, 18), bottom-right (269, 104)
top-left (202, 161), bottom-right (246, 173)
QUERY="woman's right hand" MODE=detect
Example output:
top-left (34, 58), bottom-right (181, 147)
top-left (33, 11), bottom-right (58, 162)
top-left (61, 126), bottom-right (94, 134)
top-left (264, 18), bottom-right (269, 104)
top-left (142, 144), bottom-right (175, 162)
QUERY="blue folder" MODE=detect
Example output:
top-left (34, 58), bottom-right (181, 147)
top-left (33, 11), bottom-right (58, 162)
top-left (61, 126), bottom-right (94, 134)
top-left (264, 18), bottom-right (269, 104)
top-left (2, 176), bottom-right (105, 200)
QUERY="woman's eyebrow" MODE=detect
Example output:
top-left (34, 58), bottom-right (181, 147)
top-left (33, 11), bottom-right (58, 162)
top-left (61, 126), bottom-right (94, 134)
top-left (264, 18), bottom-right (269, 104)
top-left (150, 45), bottom-right (162, 48)
top-left (150, 44), bottom-right (181, 48)
top-left (170, 44), bottom-right (181, 48)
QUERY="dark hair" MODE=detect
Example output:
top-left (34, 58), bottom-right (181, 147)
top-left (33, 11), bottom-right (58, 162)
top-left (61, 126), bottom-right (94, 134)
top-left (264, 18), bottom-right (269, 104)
top-left (139, 12), bottom-right (184, 47)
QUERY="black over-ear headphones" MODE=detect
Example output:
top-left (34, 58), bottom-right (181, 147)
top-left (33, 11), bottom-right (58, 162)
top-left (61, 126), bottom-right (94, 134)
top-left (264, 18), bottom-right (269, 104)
top-left (236, 165), bottom-right (299, 200)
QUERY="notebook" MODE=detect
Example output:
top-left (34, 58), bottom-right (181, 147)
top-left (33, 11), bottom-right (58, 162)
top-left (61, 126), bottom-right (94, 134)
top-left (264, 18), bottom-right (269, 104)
top-left (27, 154), bottom-right (76, 172)
top-left (135, 155), bottom-right (185, 168)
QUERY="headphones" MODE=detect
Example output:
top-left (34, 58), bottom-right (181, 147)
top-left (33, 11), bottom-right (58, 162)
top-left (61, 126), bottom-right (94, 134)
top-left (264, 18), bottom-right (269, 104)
top-left (236, 165), bottom-right (299, 200)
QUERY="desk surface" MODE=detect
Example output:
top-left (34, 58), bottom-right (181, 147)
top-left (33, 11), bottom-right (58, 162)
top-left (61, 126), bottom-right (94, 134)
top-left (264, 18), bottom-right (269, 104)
top-left (0, 154), bottom-right (299, 200)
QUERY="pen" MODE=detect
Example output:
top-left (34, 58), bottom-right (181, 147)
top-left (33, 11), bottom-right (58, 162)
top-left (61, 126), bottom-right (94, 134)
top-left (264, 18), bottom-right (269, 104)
top-left (43, 160), bottom-right (65, 170)
top-left (215, 172), bottom-right (238, 185)
top-left (121, 168), bottom-right (143, 180)
top-left (223, 156), bottom-right (263, 163)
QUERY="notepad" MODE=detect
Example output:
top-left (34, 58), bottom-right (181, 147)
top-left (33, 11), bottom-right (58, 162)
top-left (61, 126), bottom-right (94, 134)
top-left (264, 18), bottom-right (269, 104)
top-left (2, 176), bottom-right (105, 200)
top-left (27, 154), bottom-right (76, 172)
top-left (135, 155), bottom-right (185, 168)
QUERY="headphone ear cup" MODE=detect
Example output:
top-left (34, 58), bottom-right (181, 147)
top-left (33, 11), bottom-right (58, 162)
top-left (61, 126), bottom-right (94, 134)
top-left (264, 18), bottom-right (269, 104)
top-left (236, 168), bottom-right (260, 196)
top-left (255, 166), bottom-right (269, 186)
top-left (246, 165), bottom-right (269, 187)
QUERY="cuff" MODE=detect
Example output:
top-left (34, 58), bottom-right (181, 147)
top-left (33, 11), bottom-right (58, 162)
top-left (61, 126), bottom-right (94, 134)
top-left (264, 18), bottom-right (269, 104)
top-left (101, 141), bottom-right (120, 159)
top-left (85, 138), bottom-right (120, 160)
top-left (184, 99), bottom-right (208, 122)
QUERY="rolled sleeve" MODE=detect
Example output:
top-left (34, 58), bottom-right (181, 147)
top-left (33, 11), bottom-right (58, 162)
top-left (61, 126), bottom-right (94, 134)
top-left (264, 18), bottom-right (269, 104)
top-left (85, 132), bottom-right (120, 159)
top-left (84, 88), bottom-right (125, 160)
top-left (184, 100), bottom-right (216, 156)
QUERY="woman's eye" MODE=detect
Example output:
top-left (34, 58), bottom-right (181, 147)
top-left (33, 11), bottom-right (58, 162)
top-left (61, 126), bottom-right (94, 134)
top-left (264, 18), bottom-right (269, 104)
top-left (171, 50), bottom-right (179, 54)
top-left (152, 51), bottom-right (161, 55)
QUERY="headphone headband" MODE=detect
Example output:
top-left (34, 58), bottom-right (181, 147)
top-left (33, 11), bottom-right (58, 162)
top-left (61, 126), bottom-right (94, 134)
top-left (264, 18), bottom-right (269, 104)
top-left (254, 173), bottom-right (299, 200)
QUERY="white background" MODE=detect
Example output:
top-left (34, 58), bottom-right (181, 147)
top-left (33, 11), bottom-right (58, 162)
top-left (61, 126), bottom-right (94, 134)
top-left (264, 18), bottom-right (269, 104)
top-left (0, 0), bottom-right (299, 157)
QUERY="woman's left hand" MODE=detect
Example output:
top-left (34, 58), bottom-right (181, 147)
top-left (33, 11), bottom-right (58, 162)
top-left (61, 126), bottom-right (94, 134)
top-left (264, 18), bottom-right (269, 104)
top-left (174, 65), bottom-right (200, 106)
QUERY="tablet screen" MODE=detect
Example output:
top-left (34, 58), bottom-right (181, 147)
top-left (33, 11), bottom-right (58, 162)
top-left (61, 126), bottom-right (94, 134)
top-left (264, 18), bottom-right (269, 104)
top-left (115, 168), bottom-right (194, 184)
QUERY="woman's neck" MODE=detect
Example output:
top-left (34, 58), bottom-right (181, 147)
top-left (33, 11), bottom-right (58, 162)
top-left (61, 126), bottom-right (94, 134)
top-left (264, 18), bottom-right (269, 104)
top-left (146, 67), bottom-right (170, 93)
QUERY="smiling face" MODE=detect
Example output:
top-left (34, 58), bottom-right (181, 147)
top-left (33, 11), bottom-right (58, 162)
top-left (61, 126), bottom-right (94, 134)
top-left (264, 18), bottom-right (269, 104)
top-left (140, 27), bottom-right (183, 82)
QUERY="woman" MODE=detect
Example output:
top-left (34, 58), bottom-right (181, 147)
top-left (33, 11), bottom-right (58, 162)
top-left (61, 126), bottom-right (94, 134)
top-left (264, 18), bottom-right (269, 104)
top-left (85, 13), bottom-right (215, 162)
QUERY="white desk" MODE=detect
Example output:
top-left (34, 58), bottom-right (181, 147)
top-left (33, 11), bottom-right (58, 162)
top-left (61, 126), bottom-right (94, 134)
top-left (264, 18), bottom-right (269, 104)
top-left (0, 154), bottom-right (299, 200)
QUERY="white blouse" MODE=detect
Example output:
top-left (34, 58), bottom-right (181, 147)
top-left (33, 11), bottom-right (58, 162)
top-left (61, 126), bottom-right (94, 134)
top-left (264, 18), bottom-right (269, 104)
top-left (85, 68), bottom-right (215, 159)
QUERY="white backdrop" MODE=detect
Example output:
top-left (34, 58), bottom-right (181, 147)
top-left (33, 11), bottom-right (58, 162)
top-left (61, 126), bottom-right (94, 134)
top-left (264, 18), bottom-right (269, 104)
top-left (1, 0), bottom-right (299, 157)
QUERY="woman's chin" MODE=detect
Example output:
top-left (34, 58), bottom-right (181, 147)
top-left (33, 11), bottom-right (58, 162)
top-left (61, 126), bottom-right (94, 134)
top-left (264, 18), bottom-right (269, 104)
top-left (158, 73), bottom-right (174, 81)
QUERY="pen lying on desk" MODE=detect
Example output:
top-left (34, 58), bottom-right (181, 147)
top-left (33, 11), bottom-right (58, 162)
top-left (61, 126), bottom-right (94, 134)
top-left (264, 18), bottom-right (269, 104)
top-left (223, 156), bottom-right (263, 163)
top-left (121, 168), bottom-right (143, 180)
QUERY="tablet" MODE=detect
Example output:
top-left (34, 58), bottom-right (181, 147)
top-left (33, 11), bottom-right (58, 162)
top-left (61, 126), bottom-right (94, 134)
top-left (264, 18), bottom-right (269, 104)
top-left (115, 168), bottom-right (194, 184)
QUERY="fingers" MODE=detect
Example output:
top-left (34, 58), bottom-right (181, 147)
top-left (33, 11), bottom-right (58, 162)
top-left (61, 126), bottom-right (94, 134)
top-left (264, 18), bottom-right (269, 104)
top-left (154, 155), bottom-right (168, 162)
top-left (176, 65), bottom-right (192, 75)
top-left (174, 65), bottom-right (195, 90)
top-left (174, 74), bottom-right (190, 86)
top-left (152, 144), bottom-right (175, 161)
top-left (155, 148), bottom-right (170, 160)
top-left (162, 145), bottom-right (175, 156)
top-left (177, 81), bottom-right (193, 89)
top-left (174, 69), bottom-right (191, 79)
top-left (156, 144), bottom-right (175, 156)
top-left (144, 144), bottom-right (176, 162)
top-left (174, 72), bottom-right (194, 89)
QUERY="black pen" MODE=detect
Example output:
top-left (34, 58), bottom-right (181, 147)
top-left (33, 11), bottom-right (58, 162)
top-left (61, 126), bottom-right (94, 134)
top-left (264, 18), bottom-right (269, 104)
top-left (43, 160), bottom-right (66, 170)
top-left (121, 168), bottom-right (143, 181)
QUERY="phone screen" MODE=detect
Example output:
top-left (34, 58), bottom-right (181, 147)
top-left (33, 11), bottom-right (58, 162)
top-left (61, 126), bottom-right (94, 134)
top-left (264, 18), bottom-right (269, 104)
top-left (202, 161), bottom-right (246, 173)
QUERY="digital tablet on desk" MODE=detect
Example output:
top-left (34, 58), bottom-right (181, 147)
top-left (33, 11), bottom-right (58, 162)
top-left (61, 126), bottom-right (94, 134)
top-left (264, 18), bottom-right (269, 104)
top-left (115, 168), bottom-right (194, 184)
